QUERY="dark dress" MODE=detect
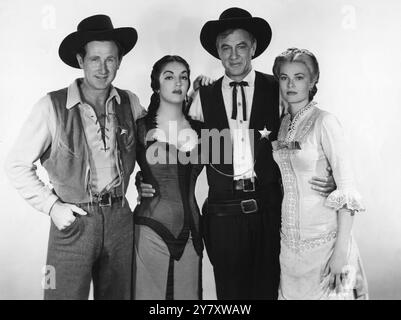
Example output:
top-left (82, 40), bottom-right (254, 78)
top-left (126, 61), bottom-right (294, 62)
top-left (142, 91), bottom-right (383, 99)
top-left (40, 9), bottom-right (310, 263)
top-left (133, 117), bottom-right (204, 300)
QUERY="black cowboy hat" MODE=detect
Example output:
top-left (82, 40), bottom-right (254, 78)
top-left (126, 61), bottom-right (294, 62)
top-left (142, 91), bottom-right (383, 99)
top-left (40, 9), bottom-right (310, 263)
top-left (59, 14), bottom-right (138, 68)
top-left (200, 7), bottom-right (272, 59)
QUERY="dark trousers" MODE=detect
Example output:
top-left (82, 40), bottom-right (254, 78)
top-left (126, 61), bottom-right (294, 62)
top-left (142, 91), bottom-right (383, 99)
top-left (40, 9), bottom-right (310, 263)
top-left (202, 202), bottom-right (281, 300)
top-left (44, 199), bottom-right (134, 300)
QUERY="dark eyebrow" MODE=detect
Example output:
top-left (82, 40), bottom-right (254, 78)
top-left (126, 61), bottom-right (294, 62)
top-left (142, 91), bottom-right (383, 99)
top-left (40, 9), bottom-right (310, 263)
top-left (294, 73), bottom-right (305, 76)
top-left (162, 70), bottom-right (188, 75)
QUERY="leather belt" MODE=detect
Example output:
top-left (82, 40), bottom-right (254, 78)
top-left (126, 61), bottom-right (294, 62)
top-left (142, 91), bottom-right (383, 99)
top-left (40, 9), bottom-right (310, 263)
top-left (206, 198), bottom-right (261, 216)
top-left (92, 193), bottom-right (123, 207)
top-left (233, 178), bottom-right (257, 192)
top-left (79, 189), bottom-right (123, 207)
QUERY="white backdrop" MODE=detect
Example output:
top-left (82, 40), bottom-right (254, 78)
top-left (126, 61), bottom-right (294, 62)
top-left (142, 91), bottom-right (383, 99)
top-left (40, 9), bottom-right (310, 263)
top-left (0, 0), bottom-right (400, 300)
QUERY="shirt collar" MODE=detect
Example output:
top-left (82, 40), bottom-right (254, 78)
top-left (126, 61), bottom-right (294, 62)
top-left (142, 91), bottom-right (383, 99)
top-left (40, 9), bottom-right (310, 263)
top-left (222, 69), bottom-right (255, 89)
top-left (66, 78), bottom-right (121, 109)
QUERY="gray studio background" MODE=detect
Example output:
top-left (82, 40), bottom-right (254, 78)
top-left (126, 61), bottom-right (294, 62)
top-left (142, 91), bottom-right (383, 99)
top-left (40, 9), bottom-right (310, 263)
top-left (0, 0), bottom-right (400, 299)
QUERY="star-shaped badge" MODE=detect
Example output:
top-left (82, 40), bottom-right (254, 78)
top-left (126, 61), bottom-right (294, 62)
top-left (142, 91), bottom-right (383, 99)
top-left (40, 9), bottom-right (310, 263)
top-left (258, 126), bottom-right (271, 140)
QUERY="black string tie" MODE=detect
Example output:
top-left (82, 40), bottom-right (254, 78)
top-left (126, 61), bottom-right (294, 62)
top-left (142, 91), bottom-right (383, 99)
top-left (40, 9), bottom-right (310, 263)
top-left (229, 81), bottom-right (248, 121)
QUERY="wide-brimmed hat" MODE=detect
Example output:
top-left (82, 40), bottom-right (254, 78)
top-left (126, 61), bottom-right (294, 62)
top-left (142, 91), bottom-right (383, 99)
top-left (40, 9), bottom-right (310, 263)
top-left (59, 14), bottom-right (138, 68)
top-left (200, 7), bottom-right (272, 59)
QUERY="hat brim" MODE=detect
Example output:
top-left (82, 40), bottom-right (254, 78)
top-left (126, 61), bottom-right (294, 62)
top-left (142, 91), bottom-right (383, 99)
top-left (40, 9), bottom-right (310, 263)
top-left (59, 27), bottom-right (138, 68)
top-left (200, 17), bottom-right (272, 59)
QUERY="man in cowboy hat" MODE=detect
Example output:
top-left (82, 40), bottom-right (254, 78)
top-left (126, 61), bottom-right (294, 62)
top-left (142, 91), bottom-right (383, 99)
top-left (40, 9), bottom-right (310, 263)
top-left (5, 14), bottom-right (145, 299)
top-left (187, 7), bottom-right (335, 299)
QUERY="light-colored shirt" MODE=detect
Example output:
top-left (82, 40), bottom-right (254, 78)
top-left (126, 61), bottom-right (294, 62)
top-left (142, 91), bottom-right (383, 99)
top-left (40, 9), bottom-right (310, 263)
top-left (273, 102), bottom-right (364, 242)
top-left (188, 70), bottom-right (256, 180)
top-left (5, 79), bottom-right (146, 214)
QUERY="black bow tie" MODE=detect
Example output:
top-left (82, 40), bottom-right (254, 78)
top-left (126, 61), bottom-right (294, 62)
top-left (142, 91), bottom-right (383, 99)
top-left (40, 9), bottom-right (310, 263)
top-left (229, 81), bottom-right (249, 121)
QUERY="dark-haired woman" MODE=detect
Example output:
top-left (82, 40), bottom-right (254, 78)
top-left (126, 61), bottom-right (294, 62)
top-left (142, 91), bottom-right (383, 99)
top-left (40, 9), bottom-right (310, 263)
top-left (133, 55), bottom-right (207, 300)
top-left (271, 48), bottom-right (368, 299)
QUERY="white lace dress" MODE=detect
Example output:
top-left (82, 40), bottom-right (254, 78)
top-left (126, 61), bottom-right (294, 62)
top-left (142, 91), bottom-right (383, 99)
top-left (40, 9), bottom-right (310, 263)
top-left (272, 102), bottom-right (368, 300)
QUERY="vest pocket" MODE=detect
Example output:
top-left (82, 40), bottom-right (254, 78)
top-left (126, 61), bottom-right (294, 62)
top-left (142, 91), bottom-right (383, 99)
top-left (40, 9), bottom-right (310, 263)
top-left (120, 127), bottom-right (136, 152)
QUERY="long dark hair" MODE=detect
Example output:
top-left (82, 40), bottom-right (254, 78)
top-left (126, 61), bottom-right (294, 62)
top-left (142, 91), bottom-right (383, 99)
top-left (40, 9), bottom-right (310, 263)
top-left (145, 55), bottom-right (191, 130)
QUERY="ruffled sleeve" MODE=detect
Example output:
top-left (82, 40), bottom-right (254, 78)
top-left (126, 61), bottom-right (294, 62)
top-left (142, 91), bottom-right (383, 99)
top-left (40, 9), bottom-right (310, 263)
top-left (325, 189), bottom-right (364, 212)
top-left (319, 112), bottom-right (365, 213)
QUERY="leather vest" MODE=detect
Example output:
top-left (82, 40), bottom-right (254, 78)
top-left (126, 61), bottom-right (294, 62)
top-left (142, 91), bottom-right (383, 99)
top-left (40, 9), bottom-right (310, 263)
top-left (40, 87), bottom-right (137, 203)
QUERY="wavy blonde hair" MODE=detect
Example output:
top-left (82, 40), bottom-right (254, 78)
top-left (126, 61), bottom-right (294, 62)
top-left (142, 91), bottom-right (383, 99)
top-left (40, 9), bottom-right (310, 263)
top-left (273, 48), bottom-right (320, 101)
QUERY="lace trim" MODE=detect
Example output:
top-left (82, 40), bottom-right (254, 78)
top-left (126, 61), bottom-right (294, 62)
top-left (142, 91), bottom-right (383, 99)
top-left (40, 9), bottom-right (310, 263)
top-left (278, 102), bottom-right (321, 147)
top-left (286, 102), bottom-right (316, 141)
top-left (275, 105), bottom-right (324, 242)
top-left (276, 148), bottom-right (300, 243)
top-left (325, 190), bottom-right (365, 213)
top-left (281, 230), bottom-right (337, 252)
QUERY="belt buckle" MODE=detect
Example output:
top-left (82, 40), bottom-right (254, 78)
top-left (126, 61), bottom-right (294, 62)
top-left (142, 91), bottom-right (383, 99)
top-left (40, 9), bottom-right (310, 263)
top-left (99, 193), bottom-right (112, 207)
top-left (243, 178), bottom-right (255, 193)
top-left (240, 199), bottom-right (258, 214)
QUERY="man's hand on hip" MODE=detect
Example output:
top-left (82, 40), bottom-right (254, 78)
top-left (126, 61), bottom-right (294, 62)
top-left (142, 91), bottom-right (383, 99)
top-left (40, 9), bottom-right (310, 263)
top-left (309, 166), bottom-right (336, 197)
top-left (50, 200), bottom-right (87, 231)
top-left (135, 171), bottom-right (156, 204)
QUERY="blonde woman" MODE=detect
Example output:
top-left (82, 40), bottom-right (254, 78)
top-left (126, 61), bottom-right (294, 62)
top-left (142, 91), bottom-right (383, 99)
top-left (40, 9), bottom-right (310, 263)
top-left (272, 48), bottom-right (368, 300)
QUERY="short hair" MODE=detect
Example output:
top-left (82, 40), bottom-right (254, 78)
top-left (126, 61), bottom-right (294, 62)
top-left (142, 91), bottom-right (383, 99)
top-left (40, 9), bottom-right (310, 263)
top-left (272, 48), bottom-right (320, 100)
top-left (76, 40), bottom-right (124, 61)
top-left (215, 28), bottom-right (256, 49)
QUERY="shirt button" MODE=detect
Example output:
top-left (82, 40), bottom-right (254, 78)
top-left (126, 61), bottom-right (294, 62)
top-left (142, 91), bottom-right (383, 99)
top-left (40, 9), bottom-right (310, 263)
top-left (241, 138), bottom-right (245, 142)
top-left (238, 102), bottom-right (242, 106)
top-left (240, 120), bottom-right (243, 124)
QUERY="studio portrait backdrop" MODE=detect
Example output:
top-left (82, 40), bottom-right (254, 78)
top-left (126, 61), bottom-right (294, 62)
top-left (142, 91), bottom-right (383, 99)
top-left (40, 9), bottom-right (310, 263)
top-left (0, 0), bottom-right (400, 299)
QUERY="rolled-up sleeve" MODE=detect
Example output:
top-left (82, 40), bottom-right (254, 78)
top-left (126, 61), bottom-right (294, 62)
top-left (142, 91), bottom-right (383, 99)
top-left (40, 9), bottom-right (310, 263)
top-left (4, 95), bottom-right (59, 214)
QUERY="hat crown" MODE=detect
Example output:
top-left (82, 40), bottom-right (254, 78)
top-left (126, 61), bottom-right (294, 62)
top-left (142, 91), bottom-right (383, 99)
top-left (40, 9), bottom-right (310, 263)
top-left (219, 7), bottom-right (252, 20)
top-left (77, 14), bottom-right (114, 32)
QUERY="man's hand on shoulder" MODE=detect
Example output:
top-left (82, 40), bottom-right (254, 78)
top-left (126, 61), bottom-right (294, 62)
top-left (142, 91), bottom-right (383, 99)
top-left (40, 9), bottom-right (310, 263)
top-left (192, 75), bottom-right (215, 92)
top-left (49, 200), bottom-right (87, 230)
